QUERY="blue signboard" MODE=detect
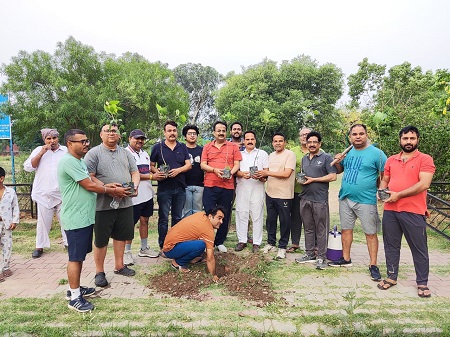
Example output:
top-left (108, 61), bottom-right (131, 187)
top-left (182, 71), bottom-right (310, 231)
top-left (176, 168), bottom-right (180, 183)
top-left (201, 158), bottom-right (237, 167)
top-left (0, 95), bottom-right (11, 139)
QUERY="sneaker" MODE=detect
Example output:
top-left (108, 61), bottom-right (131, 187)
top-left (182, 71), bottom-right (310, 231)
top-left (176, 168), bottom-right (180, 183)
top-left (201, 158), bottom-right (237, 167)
top-left (295, 254), bottom-right (317, 264)
top-left (327, 257), bottom-right (353, 267)
top-left (65, 286), bottom-right (96, 301)
top-left (234, 243), bottom-right (247, 252)
top-left (94, 272), bottom-right (108, 287)
top-left (316, 259), bottom-right (327, 270)
top-left (67, 296), bottom-right (95, 313)
top-left (138, 247), bottom-right (160, 258)
top-left (216, 244), bottom-right (228, 253)
top-left (262, 244), bottom-right (277, 254)
top-left (114, 265), bottom-right (136, 276)
top-left (123, 250), bottom-right (134, 266)
top-left (252, 244), bottom-right (260, 253)
top-left (275, 248), bottom-right (286, 260)
top-left (369, 265), bottom-right (382, 281)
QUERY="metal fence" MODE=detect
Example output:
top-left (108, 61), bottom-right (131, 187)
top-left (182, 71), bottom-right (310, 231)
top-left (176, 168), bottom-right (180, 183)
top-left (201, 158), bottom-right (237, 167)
top-left (5, 183), bottom-right (36, 219)
top-left (427, 182), bottom-right (450, 240)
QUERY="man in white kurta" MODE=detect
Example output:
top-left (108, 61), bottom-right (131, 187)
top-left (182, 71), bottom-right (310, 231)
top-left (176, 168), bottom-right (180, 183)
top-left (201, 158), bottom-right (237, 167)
top-left (234, 131), bottom-right (269, 253)
top-left (24, 128), bottom-right (68, 258)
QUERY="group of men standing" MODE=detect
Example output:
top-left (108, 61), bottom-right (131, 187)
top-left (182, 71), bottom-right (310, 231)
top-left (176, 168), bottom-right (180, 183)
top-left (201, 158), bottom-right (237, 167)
top-left (23, 121), bottom-right (435, 312)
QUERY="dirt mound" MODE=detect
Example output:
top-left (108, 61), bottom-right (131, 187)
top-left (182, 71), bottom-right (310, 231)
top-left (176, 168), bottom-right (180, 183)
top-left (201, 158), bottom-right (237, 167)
top-left (148, 252), bottom-right (275, 305)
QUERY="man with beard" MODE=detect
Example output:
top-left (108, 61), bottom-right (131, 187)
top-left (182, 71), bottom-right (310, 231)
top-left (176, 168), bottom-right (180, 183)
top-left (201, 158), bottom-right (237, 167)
top-left (201, 121), bottom-right (242, 253)
top-left (377, 126), bottom-right (435, 298)
top-left (229, 121), bottom-right (245, 151)
top-left (150, 121), bottom-right (191, 251)
top-left (294, 131), bottom-right (336, 269)
top-left (58, 129), bottom-right (130, 311)
top-left (234, 131), bottom-right (269, 253)
top-left (329, 124), bottom-right (387, 283)
top-left (24, 128), bottom-right (68, 258)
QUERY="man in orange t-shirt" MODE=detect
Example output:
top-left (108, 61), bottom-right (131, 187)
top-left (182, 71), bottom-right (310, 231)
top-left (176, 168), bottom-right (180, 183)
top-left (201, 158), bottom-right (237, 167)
top-left (377, 126), bottom-right (435, 298)
top-left (162, 206), bottom-right (225, 282)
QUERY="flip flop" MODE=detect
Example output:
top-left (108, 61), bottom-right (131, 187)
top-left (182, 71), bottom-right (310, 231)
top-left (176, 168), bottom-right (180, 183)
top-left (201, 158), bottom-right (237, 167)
top-left (286, 246), bottom-right (300, 253)
top-left (377, 279), bottom-right (397, 290)
top-left (418, 286), bottom-right (431, 298)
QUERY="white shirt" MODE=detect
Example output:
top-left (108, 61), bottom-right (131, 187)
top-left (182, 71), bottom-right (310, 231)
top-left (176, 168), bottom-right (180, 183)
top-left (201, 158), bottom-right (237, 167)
top-left (236, 148), bottom-right (269, 190)
top-left (0, 187), bottom-right (20, 230)
top-left (125, 146), bottom-right (155, 205)
top-left (23, 145), bottom-right (67, 208)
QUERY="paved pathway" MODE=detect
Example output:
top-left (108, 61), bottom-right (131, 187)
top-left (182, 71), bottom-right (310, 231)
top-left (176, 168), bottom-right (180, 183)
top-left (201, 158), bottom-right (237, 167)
top-left (2, 239), bottom-right (450, 300)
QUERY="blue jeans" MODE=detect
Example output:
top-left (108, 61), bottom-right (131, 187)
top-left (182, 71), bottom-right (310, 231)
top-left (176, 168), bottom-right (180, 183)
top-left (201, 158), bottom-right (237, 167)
top-left (183, 185), bottom-right (204, 217)
top-left (202, 186), bottom-right (234, 246)
top-left (164, 240), bottom-right (206, 267)
top-left (157, 187), bottom-right (186, 248)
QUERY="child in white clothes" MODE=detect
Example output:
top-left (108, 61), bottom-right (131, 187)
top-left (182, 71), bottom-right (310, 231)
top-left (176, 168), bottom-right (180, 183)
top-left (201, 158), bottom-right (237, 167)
top-left (0, 166), bottom-right (19, 281)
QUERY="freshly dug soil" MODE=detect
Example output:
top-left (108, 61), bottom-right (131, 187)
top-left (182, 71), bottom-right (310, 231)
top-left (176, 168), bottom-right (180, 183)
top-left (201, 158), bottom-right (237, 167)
top-left (148, 252), bottom-right (275, 305)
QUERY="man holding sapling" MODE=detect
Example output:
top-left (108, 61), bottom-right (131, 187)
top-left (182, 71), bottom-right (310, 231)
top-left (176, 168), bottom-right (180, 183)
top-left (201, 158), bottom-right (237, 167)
top-left (234, 130), bottom-right (269, 253)
top-left (150, 121), bottom-right (191, 252)
top-left (201, 121), bottom-right (242, 253)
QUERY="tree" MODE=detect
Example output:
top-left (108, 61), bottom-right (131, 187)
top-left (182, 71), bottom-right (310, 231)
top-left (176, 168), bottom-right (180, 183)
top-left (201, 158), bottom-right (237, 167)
top-left (173, 63), bottom-right (222, 126)
top-left (0, 37), bottom-right (189, 147)
top-left (215, 56), bottom-right (344, 147)
top-left (348, 59), bottom-right (450, 180)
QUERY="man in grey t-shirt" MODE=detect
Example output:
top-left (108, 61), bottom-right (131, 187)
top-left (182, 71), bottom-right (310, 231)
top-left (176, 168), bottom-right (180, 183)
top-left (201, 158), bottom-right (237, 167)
top-left (84, 123), bottom-right (140, 287)
top-left (295, 131), bottom-right (337, 270)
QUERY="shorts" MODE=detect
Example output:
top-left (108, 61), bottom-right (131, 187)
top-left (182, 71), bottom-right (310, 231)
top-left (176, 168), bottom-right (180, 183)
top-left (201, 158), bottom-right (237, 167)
top-left (65, 225), bottom-right (94, 262)
top-left (133, 198), bottom-right (154, 225)
top-left (94, 207), bottom-right (134, 248)
top-left (339, 198), bottom-right (380, 234)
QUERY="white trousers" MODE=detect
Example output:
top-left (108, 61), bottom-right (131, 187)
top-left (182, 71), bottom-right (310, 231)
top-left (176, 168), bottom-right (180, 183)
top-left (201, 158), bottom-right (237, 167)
top-left (235, 185), bottom-right (265, 245)
top-left (36, 202), bottom-right (67, 248)
top-left (1, 226), bottom-right (12, 271)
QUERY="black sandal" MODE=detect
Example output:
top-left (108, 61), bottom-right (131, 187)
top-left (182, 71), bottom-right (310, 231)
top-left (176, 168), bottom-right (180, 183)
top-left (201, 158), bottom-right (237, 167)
top-left (377, 279), bottom-right (397, 290)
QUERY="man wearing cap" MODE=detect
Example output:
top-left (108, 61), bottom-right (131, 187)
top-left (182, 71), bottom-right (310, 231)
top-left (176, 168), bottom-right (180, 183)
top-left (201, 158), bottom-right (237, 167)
top-left (123, 129), bottom-right (160, 266)
top-left (24, 128), bottom-right (68, 258)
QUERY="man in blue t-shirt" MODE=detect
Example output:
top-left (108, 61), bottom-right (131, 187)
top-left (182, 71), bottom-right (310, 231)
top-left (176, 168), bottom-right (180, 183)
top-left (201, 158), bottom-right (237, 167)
top-left (150, 121), bottom-right (191, 250)
top-left (328, 124), bottom-right (387, 283)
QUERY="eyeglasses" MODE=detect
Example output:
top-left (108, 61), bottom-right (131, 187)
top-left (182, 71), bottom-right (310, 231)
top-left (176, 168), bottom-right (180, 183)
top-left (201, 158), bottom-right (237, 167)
top-left (307, 141), bottom-right (319, 144)
top-left (70, 139), bottom-right (90, 145)
top-left (186, 132), bottom-right (197, 136)
top-left (102, 129), bottom-right (118, 134)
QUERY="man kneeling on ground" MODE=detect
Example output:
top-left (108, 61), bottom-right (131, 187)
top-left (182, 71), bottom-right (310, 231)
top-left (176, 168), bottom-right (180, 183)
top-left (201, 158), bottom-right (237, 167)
top-left (162, 207), bottom-right (225, 282)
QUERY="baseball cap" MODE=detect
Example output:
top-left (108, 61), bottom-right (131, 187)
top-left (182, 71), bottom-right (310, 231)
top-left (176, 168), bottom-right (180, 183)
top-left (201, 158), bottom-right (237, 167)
top-left (129, 129), bottom-right (147, 139)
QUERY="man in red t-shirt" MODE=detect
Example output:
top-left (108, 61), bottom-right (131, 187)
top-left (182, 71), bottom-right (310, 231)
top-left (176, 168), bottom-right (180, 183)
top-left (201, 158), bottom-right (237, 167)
top-left (201, 121), bottom-right (242, 253)
top-left (377, 126), bottom-right (435, 298)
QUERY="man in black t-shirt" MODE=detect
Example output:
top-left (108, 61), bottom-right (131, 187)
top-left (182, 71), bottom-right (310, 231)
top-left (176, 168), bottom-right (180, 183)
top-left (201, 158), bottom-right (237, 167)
top-left (182, 124), bottom-right (204, 217)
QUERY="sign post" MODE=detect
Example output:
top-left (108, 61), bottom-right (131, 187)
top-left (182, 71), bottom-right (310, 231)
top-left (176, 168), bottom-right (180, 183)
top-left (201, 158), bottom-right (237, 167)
top-left (0, 95), bottom-right (15, 184)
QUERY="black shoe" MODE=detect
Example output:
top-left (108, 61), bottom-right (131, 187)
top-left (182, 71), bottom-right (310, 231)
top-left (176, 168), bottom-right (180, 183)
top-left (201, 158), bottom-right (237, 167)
top-left (68, 296), bottom-right (95, 313)
top-left (369, 265), bottom-right (382, 281)
top-left (32, 249), bottom-right (43, 258)
top-left (327, 257), bottom-right (352, 267)
top-left (94, 272), bottom-right (108, 287)
top-left (65, 286), bottom-right (96, 301)
top-left (234, 243), bottom-right (247, 251)
top-left (114, 265), bottom-right (136, 276)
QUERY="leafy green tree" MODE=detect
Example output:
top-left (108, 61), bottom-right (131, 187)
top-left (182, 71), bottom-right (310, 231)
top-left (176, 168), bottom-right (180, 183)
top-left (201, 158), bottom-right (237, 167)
top-left (348, 59), bottom-right (450, 180)
top-left (215, 56), bottom-right (344, 147)
top-left (173, 63), bottom-right (222, 126)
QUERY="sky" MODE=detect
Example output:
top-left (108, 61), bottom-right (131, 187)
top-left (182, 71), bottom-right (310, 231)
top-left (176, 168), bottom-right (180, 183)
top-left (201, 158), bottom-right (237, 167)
top-left (1, 0), bottom-right (449, 89)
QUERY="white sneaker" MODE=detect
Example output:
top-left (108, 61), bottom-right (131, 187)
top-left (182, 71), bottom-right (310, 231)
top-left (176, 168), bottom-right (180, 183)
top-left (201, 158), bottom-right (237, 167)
top-left (275, 248), bottom-right (286, 259)
top-left (216, 244), bottom-right (228, 253)
top-left (124, 250), bottom-right (134, 266)
top-left (262, 244), bottom-right (277, 254)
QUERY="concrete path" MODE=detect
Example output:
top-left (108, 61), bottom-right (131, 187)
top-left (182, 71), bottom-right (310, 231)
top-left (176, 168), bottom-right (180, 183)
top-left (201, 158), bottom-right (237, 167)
top-left (2, 239), bottom-right (450, 300)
